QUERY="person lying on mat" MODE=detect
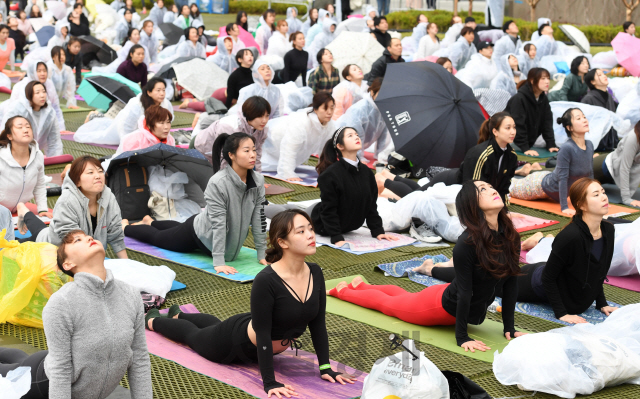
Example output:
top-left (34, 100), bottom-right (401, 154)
top-left (123, 132), bottom-right (267, 275)
top-left (16, 156), bottom-right (129, 260)
top-left (418, 178), bottom-right (618, 324)
top-left (377, 112), bottom-right (541, 201)
top-left (593, 120), bottom-right (640, 208)
top-left (44, 230), bottom-right (152, 398)
top-left (265, 127), bottom-right (398, 247)
top-left (145, 209), bottom-right (355, 397)
top-left (329, 180), bottom-right (526, 352)
top-left (510, 108), bottom-right (594, 217)
top-left (0, 116), bottom-right (49, 217)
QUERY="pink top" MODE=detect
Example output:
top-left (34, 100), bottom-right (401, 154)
top-left (331, 87), bottom-right (354, 120)
top-left (17, 19), bottom-right (34, 36)
top-left (117, 118), bottom-right (176, 154)
top-left (0, 38), bottom-right (16, 71)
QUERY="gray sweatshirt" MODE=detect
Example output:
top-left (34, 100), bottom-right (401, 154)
top-left (42, 270), bottom-right (152, 399)
top-left (36, 174), bottom-right (126, 253)
top-left (605, 133), bottom-right (640, 205)
top-left (0, 142), bottom-right (48, 213)
top-left (541, 138), bottom-right (594, 210)
top-left (193, 167), bottom-right (267, 266)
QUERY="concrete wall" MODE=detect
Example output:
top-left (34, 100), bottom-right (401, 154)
top-left (506, 0), bottom-right (635, 26)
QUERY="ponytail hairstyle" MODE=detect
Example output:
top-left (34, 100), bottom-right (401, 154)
top-left (455, 180), bottom-right (521, 279)
top-left (478, 112), bottom-right (512, 144)
top-left (140, 77), bottom-right (166, 109)
top-left (211, 132), bottom-right (256, 173)
top-left (568, 177), bottom-right (601, 217)
top-left (123, 27), bottom-right (139, 46)
top-left (316, 126), bottom-right (356, 174)
top-left (556, 107), bottom-right (581, 138)
top-left (265, 209), bottom-right (313, 263)
top-left (368, 77), bottom-right (383, 97)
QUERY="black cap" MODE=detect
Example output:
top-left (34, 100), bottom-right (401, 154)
top-left (465, 16), bottom-right (476, 23)
top-left (478, 41), bottom-right (494, 50)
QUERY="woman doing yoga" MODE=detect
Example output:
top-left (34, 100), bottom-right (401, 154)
top-left (146, 209), bottom-right (355, 397)
top-left (329, 180), bottom-right (525, 351)
top-left (417, 177), bottom-right (618, 324)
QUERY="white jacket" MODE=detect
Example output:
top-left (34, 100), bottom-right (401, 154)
top-left (262, 108), bottom-right (336, 179)
top-left (0, 142), bottom-right (47, 213)
top-left (0, 97), bottom-right (62, 157)
top-left (47, 60), bottom-right (77, 108)
top-left (266, 31), bottom-right (291, 58)
top-left (415, 34), bottom-right (440, 60)
top-left (456, 53), bottom-right (498, 89)
top-left (139, 30), bottom-right (160, 64)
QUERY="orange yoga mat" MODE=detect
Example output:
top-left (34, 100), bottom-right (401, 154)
top-left (509, 197), bottom-right (638, 217)
top-left (2, 70), bottom-right (24, 77)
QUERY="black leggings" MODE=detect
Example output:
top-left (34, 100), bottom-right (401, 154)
top-left (18, 212), bottom-right (49, 243)
top-left (123, 214), bottom-right (211, 254)
top-left (384, 169), bottom-right (460, 198)
top-left (431, 262), bottom-right (547, 303)
top-left (0, 348), bottom-right (49, 399)
top-left (152, 312), bottom-right (258, 364)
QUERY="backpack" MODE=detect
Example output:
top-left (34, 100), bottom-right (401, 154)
top-left (107, 162), bottom-right (150, 221)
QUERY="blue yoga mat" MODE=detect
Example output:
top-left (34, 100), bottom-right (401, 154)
top-left (377, 255), bottom-right (621, 326)
top-left (515, 147), bottom-right (556, 158)
top-left (170, 281), bottom-right (186, 291)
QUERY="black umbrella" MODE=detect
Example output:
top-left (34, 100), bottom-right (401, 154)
top-left (374, 61), bottom-right (485, 170)
top-left (106, 144), bottom-right (213, 191)
top-left (85, 75), bottom-right (137, 105)
top-left (79, 35), bottom-right (117, 64)
top-left (159, 23), bottom-right (185, 46)
top-left (153, 56), bottom-right (194, 79)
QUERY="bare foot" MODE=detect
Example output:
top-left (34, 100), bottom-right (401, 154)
top-left (141, 215), bottom-right (154, 225)
top-left (515, 163), bottom-right (532, 176)
top-left (191, 112), bottom-right (200, 129)
top-left (381, 168), bottom-right (395, 180)
top-left (179, 98), bottom-right (191, 109)
top-left (374, 173), bottom-right (386, 195)
top-left (351, 276), bottom-right (364, 288)
top-left (147, 318), bottom-right (154, 330)
top-left (380, 188), bottom-right (401, 201)
top-left (413, 259), bottom-right (435, 276)
top-left (521, 232), bottom-right (543, 251)
top-left (531, 162), bottom-right (542, 171)
top-left (121, 219), bottom-right (130, 231)
top-left (335, 281), bottom-right (348, 293)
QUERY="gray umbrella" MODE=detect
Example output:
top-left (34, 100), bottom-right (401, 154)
top-left (172, 58), bottom-right (229, 101)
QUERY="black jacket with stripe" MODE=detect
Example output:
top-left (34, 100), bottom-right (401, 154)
top-left (456, 137), bottom-right (518, 203)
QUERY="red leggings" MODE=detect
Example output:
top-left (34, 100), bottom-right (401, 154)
top-left (329, 282), bottom-right (456, 326)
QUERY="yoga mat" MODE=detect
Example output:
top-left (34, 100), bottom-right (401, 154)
top-left (62, 107), bottom-right (93, 113)
top-left (361, 151), bottom-right (377, 169)
top-left (515, 147), bottom-right (555, 158)
top-left (377, 256), bottom-right (621, 326)
top-left (170, 281), bottom-right (186, 291)
top-left (44, 154), bottom-right (74, 166)
top-left (75, 94), bottom-right (85, 102)
top-left (316, 227), bottom-right (416, 255)
top-left (264, 184), bottom-right (294, 196)
top-left (605, 274), bottom-right (640, 292)
top-left (510, 212), bottom-right (559, 233)
top-left (2, 70), bottom-right (24, 78)
top-left (12, 203), bottom-right (53, 229)
top-left (262, 165), bottom-right (319, 187)
top-left (325, 276), bottom-right (518, 363)
top-left (61, 132), bottom-right (120, 150)
top-left (147, 304), bottom-right (366, 399)
top-left (602, 183), bottom-right (640, 205)
top-left (124, 237), bottom-right (265, 283)
top-left (172, 105), bottom-right (200, 114)
top-left (509, 197), bottom-right (639, 217)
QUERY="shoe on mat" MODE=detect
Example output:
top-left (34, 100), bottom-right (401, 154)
top-left (410, 221), bottom-right (442, 243)
top-left (167, 304), bottom-right (182, 319)
top-left (145, 308), bottom-right (161, 330)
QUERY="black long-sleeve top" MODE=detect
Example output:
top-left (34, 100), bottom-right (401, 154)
top-left (250, 263), bottom-right (330, 393)
top-left (542, 216), bottom-right (614, 319)
top-left (282, 48), bottom-right (309, 86)
top-left (504, 81), bottom-right (556, 153)
top-left (458, 137), bottom-right (518, 204)
top-left (65, 46), bottom-right (83, 85)
top-left (68, 13), bottom-right (90, 37)
top-left (225, 66), bottom-right (253, 108)
top-left (311, 158), bottom-right (385, 244)
top-left (441, 228), bottom-right (518, 346)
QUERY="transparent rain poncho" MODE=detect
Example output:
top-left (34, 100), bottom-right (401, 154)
top-left (456, 53), bottom-right (498, 89)
top-left (490, 53), bottom-right (521, 96)
top-left (286, 7), bottom-right (303, 34)
top-left (235, 59), bottom-right (284, 119)
top-left (46, 60), bottom-right (77, 107)
top-left (0, 96), bottom-right (62, 156)
top-left (12, 60), bottom-right (65, 130)
top-left (306, 18), bottom-right (337, 68)
top-left (207, 36), bottom-right (238, 74)
top-left (492, 33), bottom-right (522, 63)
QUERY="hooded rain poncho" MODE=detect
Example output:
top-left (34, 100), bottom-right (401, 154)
top-left (175, 37), bottom-right (206, 58)
top-left (139, 29), bottom-right (160, 64)
top-left (46, 60), bottom-right (77, 107)
top-left (530, 18), bottom-right (551, 42)
top-left (517, 41), bottom-right (538, 77)
top-left (307, 17), bottom-right (337, 68)
top-left (306, 9), bottom-right (330, 45)
top-left (266, 30), bottom-right (290, 58)
top-left (438, 35), bottom-right (477, 69)
top-left (236, 59), bottom-right (284, 119)
top-left (114, 15), bottom-right (133, 45)
top-left (254, 15), bottom-right (274, 53)
top-left (286, 7), bottom-right (303, 34)
top-left (207, 37), bottom-right (238, 74)
top-left (331, 80), bottom-right (367, 120)
top-left (401, 22), bottom-right (427, 57)
top-left (440, 22), bottom-right (463, 49)
top-left (0, 141), bottom-right (47, 213)
top-left (163, 10), bottom-right (177, 23)
top-left (490, 53), bottom-right (522, 96)
top-left (492, 33), bottom-right (523, 62)
top-left (261, 108), bottom-right (336, 179)
top-left (336, 92), bottom-right (392, 162)
top-left (147, 3), bottom-right (167, 27)
top-left (0, 96), bottom-right (62, 156)
top-left (48, 20), bottom-right (70, 49)
top-left (456, 53), bottom-right (498, 89)
top-left (533, 34), bottom-right (559, 59)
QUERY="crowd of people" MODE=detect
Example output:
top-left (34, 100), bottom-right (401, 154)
top-left (0, 2), bottom-right (639, 398)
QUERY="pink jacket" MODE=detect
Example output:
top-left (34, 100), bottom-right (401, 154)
top-left (17, 19), bottom-right (34, 36)
top-left (117, 117), bottom-right (176, 155)
top-left (194, 112), bottom-right (267, 172)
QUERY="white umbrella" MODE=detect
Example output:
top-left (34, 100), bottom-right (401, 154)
top-left (334, 18), bottom-right (368, 37)
top-left (172, 58), bottom-right (229, 101)
top-left (45, 1), bottom-right (68, 21)
top-left (325, 31), bottom-right (384, 75)
top-left (560, 24), bottom-right (590, 54)
top-left (28, 18), bottom-right (48, 32)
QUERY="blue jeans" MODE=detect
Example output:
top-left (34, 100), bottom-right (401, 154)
top-left (378, 0), bottom-right (390, 15)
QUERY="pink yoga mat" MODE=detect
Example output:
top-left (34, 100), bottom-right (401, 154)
top-left (605, 274), bottom-right (640, 292)
top-left (148, 305), bottom-right (366, 399)
top-left (511, 213), bottom-right (559, 233)
top-left (44, 154), bottom-right (74, 165)
top-left (61, 133), bottom-right (119, 150)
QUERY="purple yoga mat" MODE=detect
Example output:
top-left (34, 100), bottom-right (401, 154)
top-left (148, 304), bottom-right (366, 399)
top-left (173, 105), bottom-right (201, 114)
top-left (605, 274), bottom-right (640, 292)
top-left (61, 133), bottom-right (119, 150)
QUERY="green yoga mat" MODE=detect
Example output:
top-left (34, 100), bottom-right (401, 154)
top-left (62, 107), bottom-right (93, 113)
top-left (515, 147), bottom-right (555, 158)
top-left (325, 276), bottom-right (521, 363)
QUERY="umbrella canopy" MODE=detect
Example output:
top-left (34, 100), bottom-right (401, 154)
top-left (106, 144), bottom-right (213, 192)
top-left (79, 35), bottom-right (117, 64)
top-left (77, 73), bottom-right (141, 110)
top-left (28, 18), bottom-right (47, 32)
top-left (335, 18), bottom-right (368, 37)
top-left (559, 25), bottom-right (590, 54)
top-left (612, 32), bottom-right (640, 77)
top-left (172, 58), bottom-right (229, 101)
top-left (45, 1), bottom-right (68, 20)
top-left (325, 31), bottom-right (384, 75)
top-left (35, 26), bottom-right (54, 46)
top-left (159, 23), bottom-right (184, 47)
top-left (218, 26), bottom-right (262, 55)
top-left (153, 56), bottom-right (195, 79)
top-left (375, 61), bottom-right (485, 169)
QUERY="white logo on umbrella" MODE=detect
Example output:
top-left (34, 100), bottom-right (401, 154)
top-left (395, 112), bottom-right (411, 126)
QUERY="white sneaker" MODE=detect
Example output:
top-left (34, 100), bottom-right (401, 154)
top-left (410, 221), bottom-right (442, 243)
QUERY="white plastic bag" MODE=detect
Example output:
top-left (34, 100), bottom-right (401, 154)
top-left (105, 259), bottom-right (176, 297)
top-left (526, 236), bottom-right (553, 264)
top-left (493, 304), bottom-right (640, 398)
top-left (148, 165), bottom-right (188, 200)
top-left (361, 339), bottom-right (449, 399)
top-left (609, 218), bottom-right (640, 276)
top-left (0, 367), bottom-right (32, 399)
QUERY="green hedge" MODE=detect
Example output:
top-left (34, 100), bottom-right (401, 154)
top-left (386, 10), bottom-right (631, 43)
top-left (229, 1), bottom-right (307, 15)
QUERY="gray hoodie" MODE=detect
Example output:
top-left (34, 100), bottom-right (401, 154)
top-left (43, 270), bottom-right (152, 399)
top-left (0, 142), bottom-right (47, 213)
top-left (193, 167), bottom-right (267, 266)
top-left (36, 174), bottom-right (126, 253)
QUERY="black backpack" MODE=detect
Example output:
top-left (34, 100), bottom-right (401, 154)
top-left (107, 162), bottom-right (150, 221)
